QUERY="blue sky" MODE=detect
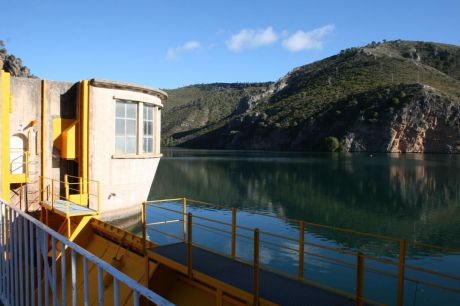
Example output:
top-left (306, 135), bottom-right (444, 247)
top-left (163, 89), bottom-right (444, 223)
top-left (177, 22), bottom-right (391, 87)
top-left (1, 0), bottom-right (459, 89)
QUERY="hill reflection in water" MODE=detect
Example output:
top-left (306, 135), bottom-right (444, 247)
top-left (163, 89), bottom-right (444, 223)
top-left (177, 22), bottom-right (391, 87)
top-left (150, 148), bottom-right (460, 250)
top-left (144, 149), bottom-right (460, 305)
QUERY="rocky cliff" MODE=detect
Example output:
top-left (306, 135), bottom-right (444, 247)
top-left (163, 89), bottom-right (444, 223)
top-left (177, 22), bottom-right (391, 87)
top-left (164, 40), bottom-right (460, 153)
top-left (0, 40), bottom-right (34, 78)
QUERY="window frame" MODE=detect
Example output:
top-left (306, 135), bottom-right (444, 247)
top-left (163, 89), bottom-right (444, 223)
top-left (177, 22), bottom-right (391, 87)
top-left (115, 100), bottom-right (138, 155)
top-left (114, 99), bottom-right (159, 158)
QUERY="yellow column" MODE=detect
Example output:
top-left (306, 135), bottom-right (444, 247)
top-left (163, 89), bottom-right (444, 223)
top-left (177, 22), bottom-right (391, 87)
top-left (40, 80), bottom-right (46, 202)
top-left (1, 70), bottom-right (11, 200)
top-left (79, 80), bottom-right (89, 194)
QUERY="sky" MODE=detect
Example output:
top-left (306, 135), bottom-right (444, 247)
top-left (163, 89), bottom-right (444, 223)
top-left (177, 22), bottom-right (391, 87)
top-left (1, 0), bottom-right (459, 89)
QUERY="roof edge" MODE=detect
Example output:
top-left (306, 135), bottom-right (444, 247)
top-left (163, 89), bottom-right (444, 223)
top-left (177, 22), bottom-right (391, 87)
top-left (89, 79), bottom-right (168, 100)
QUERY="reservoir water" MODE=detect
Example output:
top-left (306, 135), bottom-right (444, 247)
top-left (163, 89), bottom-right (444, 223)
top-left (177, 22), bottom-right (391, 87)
top-left (142, 148), bottom-right (460, 305)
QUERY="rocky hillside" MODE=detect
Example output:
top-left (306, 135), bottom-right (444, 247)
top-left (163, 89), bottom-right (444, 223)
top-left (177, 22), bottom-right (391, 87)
top-left (162, 83), bottom-right (272, 145)
top-left (0, 40), bottom-right (34, 77)
top-left (164, 40), bottom-right (460, 153)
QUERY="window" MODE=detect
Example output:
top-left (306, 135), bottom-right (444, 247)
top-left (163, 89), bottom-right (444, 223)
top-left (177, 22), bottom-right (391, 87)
top-left (115, 101), bottom-right (137, 154)
top-left (143, 105), bottom-right (154, 153)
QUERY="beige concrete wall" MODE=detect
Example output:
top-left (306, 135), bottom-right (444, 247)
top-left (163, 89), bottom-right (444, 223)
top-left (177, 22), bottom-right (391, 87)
top-left (89, 85), bottom-right (163, 218)
top-left (8, 77), bottom-right (75, 210)
top-left (9, 77), bottom-right (41, 208)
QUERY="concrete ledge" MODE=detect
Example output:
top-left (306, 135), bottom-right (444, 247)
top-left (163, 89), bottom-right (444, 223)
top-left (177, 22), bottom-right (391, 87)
top-left (111, 153), bottom-right (162, 159)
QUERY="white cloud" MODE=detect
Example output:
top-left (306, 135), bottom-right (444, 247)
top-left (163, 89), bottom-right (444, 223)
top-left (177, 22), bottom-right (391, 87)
top-left (282, 24), bottom-right (335, 52)
top-left (226, 27), bottom-right (278, 52)
top-left (166, 41), bottom-right (202, 60)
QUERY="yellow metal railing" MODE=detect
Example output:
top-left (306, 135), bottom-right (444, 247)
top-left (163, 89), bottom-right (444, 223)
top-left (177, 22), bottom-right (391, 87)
top-left (9, 149), bottom-right (30, 183)
top-left (142, 198), bottom-right (460, 306)
top-left (39, 175), bottom-right (100, 214)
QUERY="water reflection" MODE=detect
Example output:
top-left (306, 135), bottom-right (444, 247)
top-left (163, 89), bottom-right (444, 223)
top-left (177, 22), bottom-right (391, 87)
top-left (150, 149), bottom-right (460, 251)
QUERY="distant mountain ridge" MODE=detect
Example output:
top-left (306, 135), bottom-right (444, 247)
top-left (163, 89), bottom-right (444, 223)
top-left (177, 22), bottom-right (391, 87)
top-left (163, 40), bottom-right (460, 153)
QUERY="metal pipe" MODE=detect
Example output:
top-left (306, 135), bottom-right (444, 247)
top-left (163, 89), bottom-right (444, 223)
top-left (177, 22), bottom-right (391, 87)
top-left (0, 202), bottom-right (5, 298)
top-left (14, 210), bottom-right (19, 306)
top-left (52, 237), bottom-right (58, 306)
top-left (61, 240), bottom-right (67, 306)
top-left (84, 257), bottom-right (89, 306)
top-left (24, 217), bottom-right (29, 306)
top-left (29, 220), bottom-right (35, 306)
top-left (133, 291), bottom-right (140, 306)
top-left (187, 212), bottom-right (193, 279)
top-left (183, 198), bottom-right (187, 241)
top-left (299, 221), bottom-right (305, 279)
top-left (114, 278), bottom-right (120, 306)
top-left (36, 226), bottom-right (42, 306)
top-left (231, 208), bottom-right (236, 258)
top-left (142, 201), bottom-right (149, 287)
top-left (71, 249), bottom-right (77, 306)
top-left (98, 266), bottom-right (104, 306)
top-left (253, 228), bottom-right (260, 306)
top-left (65, 174), bottom-right (69, 199)
top-left (43, 230), bottom-right (49, 306)
top-left (356, 252), bottom-right (365, 306)
top-left (397, 240), bottom-right (406, 306)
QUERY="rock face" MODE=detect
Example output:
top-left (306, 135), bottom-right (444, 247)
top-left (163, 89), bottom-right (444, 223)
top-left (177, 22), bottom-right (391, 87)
top-left (0, 40), bottom-right (34, 78)
top-left (164, 40), bottom-right (460, 153)
top-left (337, 85), bottom-right (460, 153)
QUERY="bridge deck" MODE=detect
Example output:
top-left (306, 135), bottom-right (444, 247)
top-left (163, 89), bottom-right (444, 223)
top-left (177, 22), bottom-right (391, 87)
top-left (149, 242), bottom-right (362, 306)
top-left (42, 200), bottom-right (98, 217)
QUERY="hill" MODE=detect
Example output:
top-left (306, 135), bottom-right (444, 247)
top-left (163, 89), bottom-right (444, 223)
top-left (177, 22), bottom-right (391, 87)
top-left (164, 40), bottom-right (460, 153)
top-left (0, 40), bottom-right (34, 78)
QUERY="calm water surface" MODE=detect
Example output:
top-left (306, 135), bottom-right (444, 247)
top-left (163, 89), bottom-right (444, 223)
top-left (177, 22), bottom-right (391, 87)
top-left (141, 148), bottom-right (460, 306)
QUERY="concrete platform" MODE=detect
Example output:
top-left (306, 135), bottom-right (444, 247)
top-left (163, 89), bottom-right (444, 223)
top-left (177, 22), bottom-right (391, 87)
top-left (149, 242), bottom-right (363, 306)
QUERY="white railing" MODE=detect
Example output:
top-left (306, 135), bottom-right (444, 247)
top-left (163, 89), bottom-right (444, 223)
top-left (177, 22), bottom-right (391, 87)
top-left (0, 198), bottom-right (174, 306)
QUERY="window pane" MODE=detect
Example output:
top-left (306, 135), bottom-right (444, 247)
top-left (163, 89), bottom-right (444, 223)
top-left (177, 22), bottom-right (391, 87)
top-left (143, 138), bottom-right (153, 153)
top-left (116, 102), bottom-right (125, 117)
top-left (148, 138), bottom-right (153, 153)
top-left (115, 137), bottom-right (125, 154)
top-left (143, 105), bottom-right (147, 119)
top-left (126, 137), bottom-right (136, 154)
top-left (147, 122), bottom-right (152, 135)
top-left (126, 103), bottom-right (137, 119)
top-left (115, 119), bottom-right (125, 136)
top-left (126, 119), bottom-right (136, 136)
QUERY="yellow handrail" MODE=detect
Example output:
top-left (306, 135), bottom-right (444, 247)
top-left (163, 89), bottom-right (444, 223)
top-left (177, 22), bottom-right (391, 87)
top-left (39, 175), bottom-right (100, 215)
top-left (144, 198), bottom-right (460, 306)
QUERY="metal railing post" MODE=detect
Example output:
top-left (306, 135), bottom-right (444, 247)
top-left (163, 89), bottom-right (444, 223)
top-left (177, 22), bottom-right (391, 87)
top-left (187, 212), bottom-right (193, 279)
top-left (299, 221), bottom-right (305, 279)
top-left (356, 252), bottom-right (364, 306)
top-left (253, 228), bottom-right (260, 306)
top-left (142, 201), bottom-right (149, 287)
top-left (79, 177), bottom-right (83, 195)
top-left (231, 208), bottom-right (236, 258)
top-left (64, 174), bottom-right (69, 200)
top-left (51, 179), bottom-right (54, 209)
top-left (397, 240), bottom-right (407, 306)
top-left (183, 198), bottom-right (187, 241)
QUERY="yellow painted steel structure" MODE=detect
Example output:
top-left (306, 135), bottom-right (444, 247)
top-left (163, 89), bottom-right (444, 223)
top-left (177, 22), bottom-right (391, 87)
top-left (1, 70), bottom-right (11, 200)
top-left (144, 198), bottom-right (460, 306)
top-left (79, 80), bottom-right (90, 194)
top-left (52, 118), bottom-right (78, 159)
top-left (40, 79), bottom-right (46, 202)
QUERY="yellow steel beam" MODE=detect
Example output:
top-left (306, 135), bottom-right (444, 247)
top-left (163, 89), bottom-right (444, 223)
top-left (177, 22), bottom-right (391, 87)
top-left (40, 80), bottom-right (46, 202)
top-left (1, 70), bottom-right (11, 200)
top-left (79, 80), bottom-right (89, 194)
